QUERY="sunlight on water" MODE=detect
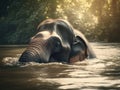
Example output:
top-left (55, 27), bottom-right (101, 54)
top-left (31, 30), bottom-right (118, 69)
top-left (0, 43), bottom-right (120, 90)
top-left (36, 58), bottom-right (120, 89)
top-left (35, 59), bottom-right (105, 89)
top-left (37, 77), bottom-right (120, 89)
top-left (92, 43), bottom-right (120, 59)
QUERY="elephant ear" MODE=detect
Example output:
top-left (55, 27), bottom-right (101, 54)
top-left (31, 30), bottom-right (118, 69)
top-left (72, 30), bottom-right (96, 59)
top-left (69, 35), bottom-right (87, 63)
top-left (70, 36), bottom-right (87, 58)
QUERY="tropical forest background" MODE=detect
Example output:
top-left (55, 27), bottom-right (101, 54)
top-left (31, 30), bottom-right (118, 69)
top-left (0, 0), bottom-right (120, 44)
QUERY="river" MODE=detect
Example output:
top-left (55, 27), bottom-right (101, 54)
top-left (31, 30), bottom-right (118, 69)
top-left (0, 42), bottom-right (120, 90)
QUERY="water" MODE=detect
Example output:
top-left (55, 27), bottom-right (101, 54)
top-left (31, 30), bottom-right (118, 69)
top-left (0, 43), bottom-right (120, 90)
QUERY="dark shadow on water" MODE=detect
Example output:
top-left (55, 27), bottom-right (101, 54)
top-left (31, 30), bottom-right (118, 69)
top-left (78, 85), bottom-right (120, 90)
top-left (0, 79), bottom-right (60, 90)
top-left (0, 63), bottom-right (70, 90)
top-left (101, 60), bottom-right (120, 79)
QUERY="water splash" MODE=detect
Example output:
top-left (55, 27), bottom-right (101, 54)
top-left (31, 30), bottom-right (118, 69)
top-left (2, 56), bottom-right (64, 67)
top-left (2, 57), bottom-right (20, 66)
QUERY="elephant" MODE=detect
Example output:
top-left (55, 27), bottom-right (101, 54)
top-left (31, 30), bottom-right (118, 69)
top-left (19, 19), bottom-right (96, 63)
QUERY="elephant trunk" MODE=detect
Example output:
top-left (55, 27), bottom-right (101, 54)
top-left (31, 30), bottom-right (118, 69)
top-left (19, 39), bottom-right (54, 63)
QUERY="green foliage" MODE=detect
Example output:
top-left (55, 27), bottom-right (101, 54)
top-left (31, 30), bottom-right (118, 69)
top-left (0, 0), bottom-right (46, 44)
top-left (0, 0), bottom-right (120, 44)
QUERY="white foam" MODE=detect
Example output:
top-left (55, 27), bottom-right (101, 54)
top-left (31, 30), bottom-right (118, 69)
top-left (2, 57), bottom-right (20, 66)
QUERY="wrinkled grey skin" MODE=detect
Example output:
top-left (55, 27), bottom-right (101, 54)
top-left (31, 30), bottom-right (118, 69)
top-left (19, 19), bottom-right (96, 63)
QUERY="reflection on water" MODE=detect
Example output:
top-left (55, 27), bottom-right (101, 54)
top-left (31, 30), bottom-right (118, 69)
top-left (0, 43), bottom-right (120, 90)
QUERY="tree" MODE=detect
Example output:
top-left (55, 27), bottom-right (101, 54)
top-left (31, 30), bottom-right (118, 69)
top-left (90, 0), bottom-right (120, 42)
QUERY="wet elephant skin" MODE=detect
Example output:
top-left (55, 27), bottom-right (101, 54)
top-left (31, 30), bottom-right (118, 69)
top-left (19, 19), bottom-right (96, 63)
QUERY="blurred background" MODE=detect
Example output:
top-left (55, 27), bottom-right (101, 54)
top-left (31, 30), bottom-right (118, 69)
top-left (0, 0), bottom-right (120, 44)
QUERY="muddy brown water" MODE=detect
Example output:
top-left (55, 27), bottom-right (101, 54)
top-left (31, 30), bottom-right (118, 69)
top-left (0, 43), bottom-right (120, 90)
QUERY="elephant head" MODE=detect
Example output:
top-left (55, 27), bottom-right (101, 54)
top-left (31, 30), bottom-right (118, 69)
top-left (19, 19), bottom-right (96, 63)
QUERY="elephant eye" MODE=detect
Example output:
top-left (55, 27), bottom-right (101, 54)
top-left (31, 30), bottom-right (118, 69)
top-left (73, 38), bottom-right (79, 44)
top-left (55, 42), bottom-right (60, 48)
top-left (54, 41), bottom-right (61, 53)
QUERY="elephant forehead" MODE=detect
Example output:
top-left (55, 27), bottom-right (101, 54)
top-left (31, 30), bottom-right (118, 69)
top-left (36, 31), bottom-right (51, 39)
top-left (34, 30), bottom-right (70, 49)
top-left (40, 31), bottom-right (62, 40)
top-left (34, 31), bottom-right (61, 41)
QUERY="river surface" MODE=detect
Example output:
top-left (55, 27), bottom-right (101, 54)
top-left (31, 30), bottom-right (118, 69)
top-left (0, 43), bottom-right (120, 90)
